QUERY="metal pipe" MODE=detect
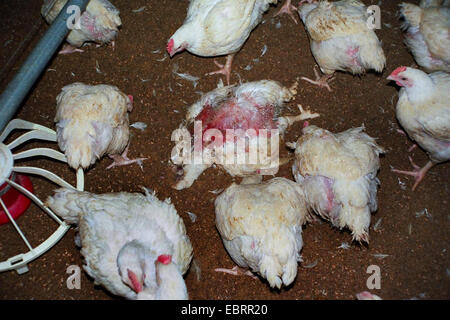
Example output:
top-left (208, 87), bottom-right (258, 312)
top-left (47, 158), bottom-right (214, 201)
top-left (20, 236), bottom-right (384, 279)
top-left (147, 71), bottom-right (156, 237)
top-left (0, 0), bottom-right (90, 131)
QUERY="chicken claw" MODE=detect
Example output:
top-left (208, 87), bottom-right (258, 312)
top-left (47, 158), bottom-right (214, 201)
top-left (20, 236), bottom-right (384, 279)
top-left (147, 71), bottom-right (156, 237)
top-left (215, 266), bottom-right (258, 279)
top-left (301, 66), bottom-right (335, 92)
top-left (274, 0), bottom-right (298, 24)
top-left (391, 157), bottom-right (434, 191)
top-left (59, 44), bottom-right (84, 55)
top-left (206, 54), bottom-right (234, 85)
top-left (279, 104), bottom-right (320, 128)
top-left (107, 145), bottom-right (147, 171)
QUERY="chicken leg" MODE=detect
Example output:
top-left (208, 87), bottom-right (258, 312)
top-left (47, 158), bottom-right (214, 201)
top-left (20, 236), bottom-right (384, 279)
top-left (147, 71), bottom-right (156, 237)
top-left (278, 104), bottom-right (320, 133)
top-left (206, 54), bottom-right (234, 85)
top-left (391, 157), bottom-right (434, 191)
top-left (215, 266), bottom-right (258, 279)
top-left (301, 66), bottom-right (335, 92)
top-left (274, 0), bottom-right (298, 24)
top-left (396, 129), bottom-right (418, 152)
top-left (107, 144), bottom-right (147, 170)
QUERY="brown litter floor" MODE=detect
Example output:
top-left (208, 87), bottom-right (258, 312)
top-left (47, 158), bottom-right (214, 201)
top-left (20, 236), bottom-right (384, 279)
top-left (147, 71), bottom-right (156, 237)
top-left (0, 0), bottom-right (448, 300)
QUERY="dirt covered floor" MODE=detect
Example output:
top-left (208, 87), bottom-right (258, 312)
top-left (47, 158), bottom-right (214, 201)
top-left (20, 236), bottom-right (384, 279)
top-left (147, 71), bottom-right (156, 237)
top-left (0, 0), bottom-right (448, 300)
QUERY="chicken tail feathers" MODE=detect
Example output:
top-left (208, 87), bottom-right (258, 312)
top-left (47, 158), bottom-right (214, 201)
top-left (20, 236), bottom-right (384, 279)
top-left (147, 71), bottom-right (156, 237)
top-left (399, 3), bottom-right (423, 29)
top-left (56, 119), bottom-right (112, 170)
top-left (45, 188), bottom-right (90, 224)
top-left (359, 39), bottom-right (386, 73)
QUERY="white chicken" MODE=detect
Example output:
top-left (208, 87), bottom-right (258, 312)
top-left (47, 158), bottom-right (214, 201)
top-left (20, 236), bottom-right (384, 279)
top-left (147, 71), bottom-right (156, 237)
top-left (287, 125), bottom-right (385, 243)
top-left (45, 188), bottom-right (193, 300)
top-left (298, 0), bottom-right (386, 91)
top-left (420, 0), bottom-right (450, 8)
top-left (214, 177), bottom-right (313, 289)
top-left (387, 66), bottom-right (450, 190)
top-left (167, 0), bottom-right (278, 84)
top-left (171, 80), bottom-right (319, 190)
top-left (399, 2), bottom-right (450, 72)
top-left (54, 82), bottom-right (146, 171)
top-left (41, 0), bottom-right (122, 54)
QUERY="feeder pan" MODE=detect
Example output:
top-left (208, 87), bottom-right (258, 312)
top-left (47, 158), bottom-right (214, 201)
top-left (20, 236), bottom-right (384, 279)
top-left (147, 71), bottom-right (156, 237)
top-left (0, 119), bottom-right (84, 274)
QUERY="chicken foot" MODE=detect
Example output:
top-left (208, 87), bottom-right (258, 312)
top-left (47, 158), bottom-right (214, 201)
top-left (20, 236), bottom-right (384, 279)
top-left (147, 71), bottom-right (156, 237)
top-left (278, 104), bottom-right (320, 132)
top-left (107, 144), bottom-right (147, 171)
top-left (206, 54), bottom-right (234, 85)
top-left (391, 157), bottom-right (434, 191)
top-left (274, 0), bottom-right (298, 24)
top-left (215, 266), bottom-right (258, 280)
top-left (59, 44), bottom-right (84, 54)
top-left (301, 66), bottom-right (335, 92)
top-left (396, 129), bottom-right (418, 152)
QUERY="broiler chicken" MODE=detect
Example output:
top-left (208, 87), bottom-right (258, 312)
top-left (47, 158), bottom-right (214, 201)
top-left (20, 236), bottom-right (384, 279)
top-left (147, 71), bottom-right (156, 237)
top-left (298, 0), bottom-right (386, 91)
top-left (387, 66), bottom-right (450, 190)
top-left (41, 0), bottom-right (121, 54)
top-left (287, 125), bottom-right (385, 243)
top-left (214, 177), bottom-right (313, 289)
top-left (46, 188), bottom-right (193, 300)
top-left (171, 80), bottom-right (319, 190)
top-left (399, 2), bottom-right (450, 72)
top-left (167, 0), bottom-right (278, 84)
top-left (54, 82), bottom-right (146, 171)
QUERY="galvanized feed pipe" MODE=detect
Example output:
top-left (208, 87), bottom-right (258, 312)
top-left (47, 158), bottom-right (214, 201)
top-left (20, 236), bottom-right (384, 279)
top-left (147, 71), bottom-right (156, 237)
top-left (0, 0), bottom-right (90, 131)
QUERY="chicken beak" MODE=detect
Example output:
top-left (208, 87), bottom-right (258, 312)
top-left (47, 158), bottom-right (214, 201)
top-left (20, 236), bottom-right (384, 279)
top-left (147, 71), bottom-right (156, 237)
top-left (127, 269), bottom-right (143, 293)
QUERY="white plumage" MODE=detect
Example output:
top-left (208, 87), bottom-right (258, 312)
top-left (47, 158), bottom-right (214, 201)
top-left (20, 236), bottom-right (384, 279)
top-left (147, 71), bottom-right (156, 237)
top-left (54, 82), bottom-right (143, 170)
top-left (42, 0), bottom-right (121, 49)
top-left (46, 188), bottom-right (193, 300)
top-left (167, 0), bottom-right (278, 83)
top-left (215, 177), bottom-right (312, 289)
top-left (387, 66), bottom-right (450, 190)
top-left (399, 2), bottom-right (450, 72)
top-left (298, 0), bottom-right (386, 90)
top-left (420, 0), bottom-right (450, 8)
top-left (287, 125), bottom-right (384, 243)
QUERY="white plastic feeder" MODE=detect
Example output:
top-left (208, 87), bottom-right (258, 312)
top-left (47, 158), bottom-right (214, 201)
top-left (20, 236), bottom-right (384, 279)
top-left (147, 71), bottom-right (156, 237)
top-left (0, 119), bottom-right (84, 274)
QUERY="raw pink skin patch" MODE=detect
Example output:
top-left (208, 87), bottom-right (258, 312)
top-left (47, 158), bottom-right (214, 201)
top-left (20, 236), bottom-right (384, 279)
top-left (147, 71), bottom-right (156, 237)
top-left (195, 98), bottom-right (277, 150)
top-left (346, 47), bottom-right (360, 67)
top-left (157, 254), bottom-right (172, 265)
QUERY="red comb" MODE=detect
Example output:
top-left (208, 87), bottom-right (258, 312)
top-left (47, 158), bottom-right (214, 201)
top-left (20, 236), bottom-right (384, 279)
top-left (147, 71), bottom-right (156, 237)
top-left (390, 66), bottom-right (407, 77)
top-left (157, 254), bottom-right (172, 265)
top-left (167, 39), bottom-right (174, 54)
top-left (127, 269), bottom-right (142, 293)
top-left (127, 95), bottom-right (133, 104)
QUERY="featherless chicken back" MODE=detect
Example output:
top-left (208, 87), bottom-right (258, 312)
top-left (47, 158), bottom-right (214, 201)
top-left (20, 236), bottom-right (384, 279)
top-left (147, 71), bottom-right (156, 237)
top-left (171, 80), bottom-right (319, 190)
